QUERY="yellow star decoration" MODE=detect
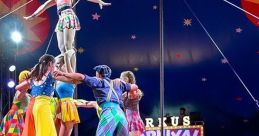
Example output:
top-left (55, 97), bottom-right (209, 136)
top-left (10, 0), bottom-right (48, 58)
top-left (183, 19), bottom-right (192, 26)
top-left (0, 0), bottom-right (47, 42)
top-left (78, 47), bottom-right (85, 54)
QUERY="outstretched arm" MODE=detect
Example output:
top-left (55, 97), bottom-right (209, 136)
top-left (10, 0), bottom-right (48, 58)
top-left (53, 75), bottom-right (82, 84)
top-left (54, 70), bottom-right (86, 81)
top-left (74, 99), bottom-right (98, 108)
top-left (87, 0), bottom-right (111, 9)
top-left (75, 99), bottom-right (102, 117)
top-left (24, 0), bottom-right (56, 20)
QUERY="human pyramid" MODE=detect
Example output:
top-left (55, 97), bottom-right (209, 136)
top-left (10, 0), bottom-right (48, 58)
top-left (0, 0), bottom-right (145, 136)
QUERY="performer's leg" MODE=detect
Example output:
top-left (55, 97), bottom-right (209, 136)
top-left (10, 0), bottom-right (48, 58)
top-left (59, 122), bottom-right (65, 136)
top-left (56, 31), bottom-right (67, 72)
top-left (55, 102), bottom-right (61, 135)
top-left (63, 48), bottom-right (76, 73)
top-left (59, 121), bottom-right (73, 136)
top-left (70, 49), bottom-right (76, 72)
top-left (63, 29), bottom-right (76, 73)
top-left (64, 122), bottom-right (74, 136)
top-left (56, 31), bottom-right (65, 53)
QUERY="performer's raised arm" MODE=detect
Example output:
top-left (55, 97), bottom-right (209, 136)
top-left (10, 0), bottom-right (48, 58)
top-left (87, 0), bottom-right (111, 9)
top-left (24, 0), bottom-right (56, 20)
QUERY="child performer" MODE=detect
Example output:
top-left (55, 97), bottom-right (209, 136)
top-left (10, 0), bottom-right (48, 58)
top-left (120, 71), bottom-right (145, 136)
top-left (0, 70), bottom-right (31, 136)
top-left (24, 0), bottom-right (111, 73)
top-left (53, 65), bottom-right (138, 136)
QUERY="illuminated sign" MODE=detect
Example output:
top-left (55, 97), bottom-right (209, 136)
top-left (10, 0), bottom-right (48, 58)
top-left (145, 116), bottom-right (190, 127)
top-left (142, 125), bottom-right (204, 136)
top-left (142, 117), bottom-right (203, 136)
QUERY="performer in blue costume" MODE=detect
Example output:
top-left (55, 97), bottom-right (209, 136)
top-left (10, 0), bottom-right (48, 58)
top-left (54, 53), bottom-right (100, 136)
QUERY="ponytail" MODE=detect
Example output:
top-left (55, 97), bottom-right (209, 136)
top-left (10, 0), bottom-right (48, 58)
top-left (29, 54), bottom-right (55, 81)
top-left (30, 63), bottom-right (41, 81)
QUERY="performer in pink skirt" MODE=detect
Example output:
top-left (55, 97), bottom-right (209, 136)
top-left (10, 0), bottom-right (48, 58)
top-left (120, 71), bottom-right (145, 136)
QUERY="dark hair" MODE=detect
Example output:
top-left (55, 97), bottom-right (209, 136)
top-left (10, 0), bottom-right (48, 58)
top-left (30, 54), bottom-right (55, 81)
top-left (93, 65), bottom-right (112, 78)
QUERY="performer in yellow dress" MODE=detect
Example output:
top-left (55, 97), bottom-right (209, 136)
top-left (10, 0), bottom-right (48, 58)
top-left (16, 54), bottom-right (63, 136)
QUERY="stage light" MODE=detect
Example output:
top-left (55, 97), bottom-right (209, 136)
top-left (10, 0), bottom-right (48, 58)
top-left (133, 67), bottom-right (139, 71)
top-left (9, 65), bottom-right (16, 72)
top-left (7, 81), bottom-right (15, 88)
top-left (11, 31), bottom-right (22, 43)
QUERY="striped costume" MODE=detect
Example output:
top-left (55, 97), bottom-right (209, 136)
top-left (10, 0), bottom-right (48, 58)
top-left (97, 102), bottom-right (128, 136)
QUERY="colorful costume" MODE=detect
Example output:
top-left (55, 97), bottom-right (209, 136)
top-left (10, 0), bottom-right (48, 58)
top-left (0, 92), bottom-right (30, 136)
top-left (83, 65), bottom-right (132, 136)
top-left (30, 73), bottom-right (57, 136)
top-left (55, 81), bottom-right (80, 123)
top-left (123, 90), bottom-right (145, 135)
top-left (21, 98), bottom-right (35, 136)
top-left (55, 0), bottom-right (80, 32)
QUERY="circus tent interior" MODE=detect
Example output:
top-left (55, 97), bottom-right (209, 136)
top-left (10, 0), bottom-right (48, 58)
top-left (0, 0), bottom-right (259, 136)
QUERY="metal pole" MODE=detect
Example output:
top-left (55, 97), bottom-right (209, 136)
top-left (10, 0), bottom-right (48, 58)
top-left (73, 3), bottom-right (78, 136)
top-left (0, 53), bottom-right (2, 119)
top-left (159, 0), bottom-right (165, 135)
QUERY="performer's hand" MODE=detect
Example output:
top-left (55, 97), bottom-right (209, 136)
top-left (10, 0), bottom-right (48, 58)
top-left (98, 0), bottom-right (111, 9)
top-left (24, 14), bottom-right (36, 20)
top-left (23, 16), bottom-right (33, 20)
top-left (53, 70), bottom-right (64, 77)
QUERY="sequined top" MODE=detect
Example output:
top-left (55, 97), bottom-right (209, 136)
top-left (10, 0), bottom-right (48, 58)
top-left (31, 73), bottom-right (54, 97)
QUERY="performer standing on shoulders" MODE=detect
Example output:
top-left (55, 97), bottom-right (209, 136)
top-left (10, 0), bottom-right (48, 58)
top-left (24, 0), bottom-right (111, 73)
